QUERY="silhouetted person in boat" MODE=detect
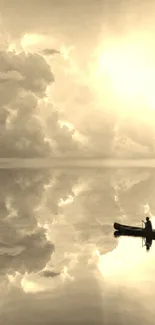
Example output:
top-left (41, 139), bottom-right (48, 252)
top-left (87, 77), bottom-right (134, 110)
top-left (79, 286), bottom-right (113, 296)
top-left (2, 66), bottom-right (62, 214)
top-left (143, 217), bottom-right (152, 232)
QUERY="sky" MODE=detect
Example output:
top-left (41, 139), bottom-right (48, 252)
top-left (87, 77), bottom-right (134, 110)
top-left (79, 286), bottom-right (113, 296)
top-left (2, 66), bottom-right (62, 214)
top-left (0, 0), bottom-right (155, 157)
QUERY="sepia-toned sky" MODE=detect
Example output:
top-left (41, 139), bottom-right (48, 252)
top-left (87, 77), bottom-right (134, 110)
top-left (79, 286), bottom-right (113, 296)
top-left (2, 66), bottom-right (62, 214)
top-left (0, 0), bottom-right (155, 157)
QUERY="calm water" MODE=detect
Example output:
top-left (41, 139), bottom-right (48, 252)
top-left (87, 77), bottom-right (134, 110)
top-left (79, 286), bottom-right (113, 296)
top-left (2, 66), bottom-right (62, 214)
top-left (0, 167), bottom-right (155, 324)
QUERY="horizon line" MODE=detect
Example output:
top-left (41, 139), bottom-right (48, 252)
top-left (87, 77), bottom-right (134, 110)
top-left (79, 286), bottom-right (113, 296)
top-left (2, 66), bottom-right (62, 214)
top-left (0, 158), bottom-right (155, 168)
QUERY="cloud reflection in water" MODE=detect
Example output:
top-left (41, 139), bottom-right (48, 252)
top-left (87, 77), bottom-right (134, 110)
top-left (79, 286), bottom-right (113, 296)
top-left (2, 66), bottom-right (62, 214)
top-left (0, 167), bottom-right (154, 324)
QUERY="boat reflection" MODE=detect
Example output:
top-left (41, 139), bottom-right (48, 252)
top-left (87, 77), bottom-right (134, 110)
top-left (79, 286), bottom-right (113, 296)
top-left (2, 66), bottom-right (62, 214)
top-left (114, 231), bottom-right (153, 251)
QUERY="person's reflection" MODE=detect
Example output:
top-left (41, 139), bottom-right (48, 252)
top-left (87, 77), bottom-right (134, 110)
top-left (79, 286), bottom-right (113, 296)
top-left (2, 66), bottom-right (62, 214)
top-left (114, 231), bottom-right (153, 251)
top-left (145, 235), bottom-right (152, 251)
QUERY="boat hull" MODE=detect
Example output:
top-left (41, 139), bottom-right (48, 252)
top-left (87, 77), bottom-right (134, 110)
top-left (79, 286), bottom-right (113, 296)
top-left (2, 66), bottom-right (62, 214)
top-left (113, 222), bottom-right (155, 239)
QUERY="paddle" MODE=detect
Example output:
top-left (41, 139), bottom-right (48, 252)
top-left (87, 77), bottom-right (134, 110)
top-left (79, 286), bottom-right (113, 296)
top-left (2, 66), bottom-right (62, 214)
top-left (142, 220), bottom-right (145, 247)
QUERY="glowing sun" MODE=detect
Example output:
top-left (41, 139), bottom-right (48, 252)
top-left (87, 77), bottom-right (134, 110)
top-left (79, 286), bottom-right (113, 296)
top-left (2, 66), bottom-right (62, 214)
top-left (92, 35), bottom-right (155, 112)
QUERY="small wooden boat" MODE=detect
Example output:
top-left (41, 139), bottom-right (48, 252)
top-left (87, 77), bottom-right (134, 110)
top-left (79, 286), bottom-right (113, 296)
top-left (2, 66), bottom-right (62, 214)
top-left (114, 222), bottom-right (155, 239)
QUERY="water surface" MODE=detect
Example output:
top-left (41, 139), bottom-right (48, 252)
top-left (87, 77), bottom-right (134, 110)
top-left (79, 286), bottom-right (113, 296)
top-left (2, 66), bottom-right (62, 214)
top-left (0, 167), bottom-right (155, 325)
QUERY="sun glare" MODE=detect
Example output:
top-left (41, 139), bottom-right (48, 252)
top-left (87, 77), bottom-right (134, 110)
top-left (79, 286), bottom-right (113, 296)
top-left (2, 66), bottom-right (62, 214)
top-left (97, 47), bottom-right (144, 96)
top-left (97, 215), bottom-right (155, 283)
top-left (92, 35), bottom-right (155, 112)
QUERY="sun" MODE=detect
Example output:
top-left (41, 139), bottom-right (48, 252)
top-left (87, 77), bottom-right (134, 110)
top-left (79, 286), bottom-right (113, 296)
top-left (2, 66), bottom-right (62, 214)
top-left (97, 44), bottom-right (144, 97)
top-left (91, 35), bottom-right (155, 112)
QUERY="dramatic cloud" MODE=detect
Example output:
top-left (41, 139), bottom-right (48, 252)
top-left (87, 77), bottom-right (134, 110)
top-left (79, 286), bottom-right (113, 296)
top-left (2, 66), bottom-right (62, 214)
top-left (0, 70), bottom-right (25, 82)
top-left (0, 48), bottom-right (81, 158)
top-left (39, 270), bottom-right (60, 278)
top-left (0, 1), bottom-right (155, 157)
top-left (116, 114), bottom-right (155, 156)
top-left (0, 28), bottom-right (153, 158)
top-left (43, 49), bottom-right (60, 56)
top-left (0, 50), bottom-right (53, 157)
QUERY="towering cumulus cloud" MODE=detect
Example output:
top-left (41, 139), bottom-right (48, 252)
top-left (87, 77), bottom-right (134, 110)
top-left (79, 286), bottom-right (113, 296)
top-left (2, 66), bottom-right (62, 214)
top-left (0, 50), bottom-right (54, 157)
top-left (0, 47), bottom-right (84, 158)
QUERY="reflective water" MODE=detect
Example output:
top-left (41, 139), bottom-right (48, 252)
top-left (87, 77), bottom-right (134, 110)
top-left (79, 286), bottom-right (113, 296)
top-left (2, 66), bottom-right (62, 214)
top-left (0, 167), bottom-right (155, 325)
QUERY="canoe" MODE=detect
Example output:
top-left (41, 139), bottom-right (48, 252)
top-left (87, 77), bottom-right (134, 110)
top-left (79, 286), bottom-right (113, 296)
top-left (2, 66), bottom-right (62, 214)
top-left (113, 222), bottom-right (155, 239)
